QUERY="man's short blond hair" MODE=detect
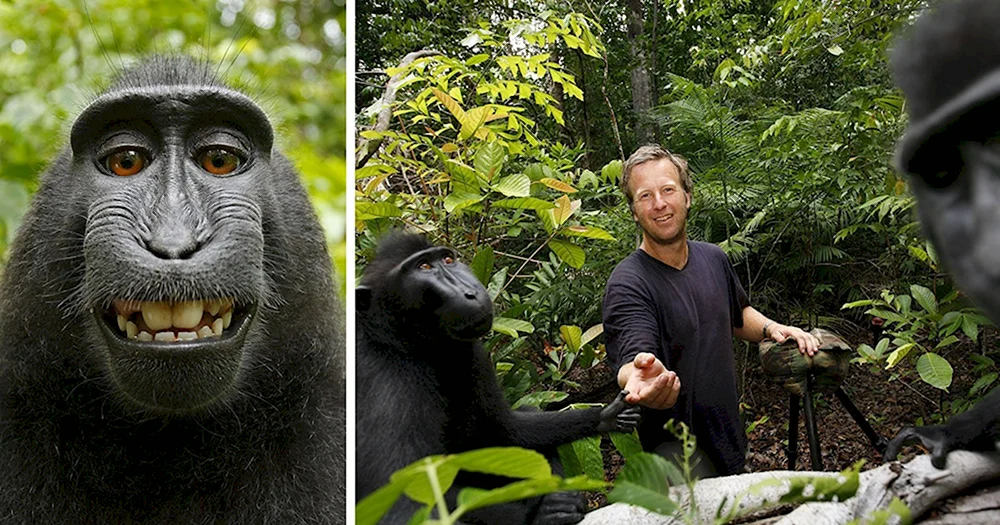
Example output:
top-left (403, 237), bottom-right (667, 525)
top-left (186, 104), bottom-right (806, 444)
top-left (620, 145), bottom-right (692, 209)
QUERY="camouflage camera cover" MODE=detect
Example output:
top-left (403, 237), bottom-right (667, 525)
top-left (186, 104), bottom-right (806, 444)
top-left (758, 328), bottom-right (852, 396)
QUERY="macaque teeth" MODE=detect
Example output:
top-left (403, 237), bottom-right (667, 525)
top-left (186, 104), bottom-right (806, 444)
top-left (142, 302), bottom-right (173, 331)
top-left (113, 297), bottom-right (237, 342)
top-left (154, 332), bottom-right (176, 342)
top-left (172, 300), bottom-right (203, 329)
top-left (206, 299), bottom-right (221, 316)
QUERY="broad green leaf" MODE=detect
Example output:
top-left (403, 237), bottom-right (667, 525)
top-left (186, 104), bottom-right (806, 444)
top-left (474, 141), bottom-right (506, 181)
top-left (512, 391), bottom-right (568, 410)
top-left (934, 335), bottom-right (959, 349)
top-left (841, 299), bottom-right (877, 310)
top-left (875, 337), bottom-right (890, 358)
top-left (560, 325), bottom-right (582, 352)
top-left (492, 197), bottom-right (555, 210)
top-left (581, 324), bottom-right (603, 347)
top-left (445, 160), bottom-right (482, 194)
top-left (885, 343), bottom-right (915, 369)
top-left (466, 54), bottom-right (490, 66)
top-left (444, 192), bottom-right (484, 213)
top-left (459, 106), bottom-right (492, 141)
top-left (866, 309), bottom-right (909, 324)
top-left (355, 164), bottom-right (396, 180)
top-left (577, 169), bottom-right (599, 188)
top-left (494, 174), bottom-right (531, 197)
top-left (558, 436), bottom-right (604, 481)
top-left (961, 314), bottom-right (982, 342)
top-left (358, 130), bottom-right (383, 140)
top-left (561, 225), bottom-right (615, 241)
top-left (970, 373), bottom-right (998, 397)
top-left (601, 160), bottom-right (622, 184)
top-left (432, 87), bottom-right (466, 120)
top-left (399, 460), bottom-right (460, 505)
top-left (608, 453), bottom-right (680, 516)
top-left (492, 317), bottom-right (534, 337)
top-left (450, 447), bottom-right (551, 479)
top-left (540, 177), bottom-right (578, 193)
top-left (549, 239), bottom-right (585, 269)
top-left (827, 44), bottom-right (844, 56)
top-left (917, 353), bottom-right (953, 390)
top-left (457, 475), bottom-right (605, 515)
top-left (470, 246), bottom-right (495, 286)
top-left (910, 285), bottom-right (937, 315)
top-left (551, 195), bottom-right (580, 227)
top-left (356, 201), bottom-right (402, 220)
top-left (355, 480), bottom-right (406, 525)
top-left (487, 267), bottom-right (508, 302)
top-left (525, 163), bottom-right (556, 181)
top-left (610, 431), bottom-right (644, 461)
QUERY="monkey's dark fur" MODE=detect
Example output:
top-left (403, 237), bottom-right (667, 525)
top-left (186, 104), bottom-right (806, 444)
top-left (0, 57), bottom-right (344, 523)
top-left (886, 0), bottom-right (1000, 468)
top-left (356, 232), bottom-right (639, 524)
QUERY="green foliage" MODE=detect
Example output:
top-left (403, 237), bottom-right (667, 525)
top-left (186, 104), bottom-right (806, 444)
top-left (844, 286), bottom-right (992, 390)
top-left (0, 0), bottom-right (346, 291)
top-left (356, 11), bottom-right (621, 396)
top-left (355, 446), bottom-right (607, 525)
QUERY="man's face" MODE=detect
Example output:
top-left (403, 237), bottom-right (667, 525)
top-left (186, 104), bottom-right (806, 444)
top-left (628, 158), bottom-right (691, 246)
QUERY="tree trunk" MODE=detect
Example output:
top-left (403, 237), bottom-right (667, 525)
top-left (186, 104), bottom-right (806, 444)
top-left (580, 451), bottom-right (1000, 524)
top-left (627, 0), bottom-right (654, 147)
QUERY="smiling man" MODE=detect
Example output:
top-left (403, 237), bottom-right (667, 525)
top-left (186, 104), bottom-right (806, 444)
top-left (602, 144), bottom-right (818, 476)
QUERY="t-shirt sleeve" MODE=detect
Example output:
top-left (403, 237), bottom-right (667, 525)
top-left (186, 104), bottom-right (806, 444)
top-left (722, 252), bottom-right (751, 328)
top-left (602, 265), bottom-right (661, 369)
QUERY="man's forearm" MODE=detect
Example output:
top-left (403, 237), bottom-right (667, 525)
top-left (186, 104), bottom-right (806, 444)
top-left (734, 306), bottom-right (771, 343)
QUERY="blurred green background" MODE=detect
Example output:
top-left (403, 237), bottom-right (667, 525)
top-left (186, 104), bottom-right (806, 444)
top-left (0, 0), bottom-right (348, 295)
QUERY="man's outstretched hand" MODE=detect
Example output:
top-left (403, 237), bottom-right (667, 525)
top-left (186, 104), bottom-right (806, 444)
top-left (621, 352), bottom-right (680, 410)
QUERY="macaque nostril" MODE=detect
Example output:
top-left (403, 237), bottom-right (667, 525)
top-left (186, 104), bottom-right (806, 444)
top-left (464, 290), bottom-right (477, 300)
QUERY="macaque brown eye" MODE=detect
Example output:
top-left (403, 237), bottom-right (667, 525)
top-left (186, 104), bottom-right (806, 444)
top-left (443, 256), bottom-right (455, 264)
top-left (419, 262), bottom-right (433, 270)
top-left (199, 148), bottom-right (241, 175)
top-left (106, 149), bottom-right (147, 176)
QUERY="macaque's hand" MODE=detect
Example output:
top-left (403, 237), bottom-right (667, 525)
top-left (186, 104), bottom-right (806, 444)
top-left (597, 390), bottom-right (642, 433)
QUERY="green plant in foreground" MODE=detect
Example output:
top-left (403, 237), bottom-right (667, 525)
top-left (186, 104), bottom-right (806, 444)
top-left (355, 447), bottom-right (606, 525)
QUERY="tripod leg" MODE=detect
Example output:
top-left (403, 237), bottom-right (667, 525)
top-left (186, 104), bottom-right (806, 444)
top-left (834, 387), bottom-right (888, 453)
top-left (802, 375), bottom-right (823, 470)
top-left (788, 394), bottom-right (800, 470)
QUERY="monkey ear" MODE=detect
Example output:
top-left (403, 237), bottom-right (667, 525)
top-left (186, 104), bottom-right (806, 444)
top-left (356, 286), bottom-right (372, 312)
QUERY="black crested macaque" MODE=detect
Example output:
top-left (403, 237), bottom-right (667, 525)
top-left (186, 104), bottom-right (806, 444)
top-left (0, 56), bottom-right (345, 522)
top-left (356, 232), bottom-right (641, 525)
top-left (885, 0), bottom-right (1000, 468)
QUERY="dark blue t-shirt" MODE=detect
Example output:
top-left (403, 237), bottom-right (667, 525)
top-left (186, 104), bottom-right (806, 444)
top-left (602, 241), bottom-right (750, 475)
